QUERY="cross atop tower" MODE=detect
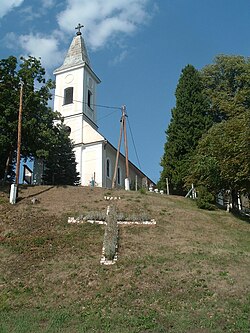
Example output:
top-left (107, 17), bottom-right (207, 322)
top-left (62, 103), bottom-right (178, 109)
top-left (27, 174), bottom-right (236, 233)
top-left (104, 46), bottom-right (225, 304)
top-left (75, 23), bottom-right (84, 36)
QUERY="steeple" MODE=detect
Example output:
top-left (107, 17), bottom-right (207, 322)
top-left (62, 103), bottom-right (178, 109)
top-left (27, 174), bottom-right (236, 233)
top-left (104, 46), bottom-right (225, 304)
top-left (54, 24), bottom-right (90, 73)
top-left (53, 24), bottom-right (101, 129)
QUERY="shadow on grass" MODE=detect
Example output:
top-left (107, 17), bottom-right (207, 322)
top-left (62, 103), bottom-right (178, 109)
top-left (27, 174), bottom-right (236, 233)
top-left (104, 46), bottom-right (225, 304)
top-left (18, 185), bottom-right (55, 201)
top-left (232, 210), bottom-right (250, 224)
top-left (0, 183), bottom-right (11, 194)
top-left (216, 203), bottom-right (250, 223)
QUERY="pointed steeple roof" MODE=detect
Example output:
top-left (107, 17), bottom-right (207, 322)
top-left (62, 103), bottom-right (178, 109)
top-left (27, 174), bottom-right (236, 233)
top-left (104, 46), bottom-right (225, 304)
top-left (54, 28), bottom-right (90, 73)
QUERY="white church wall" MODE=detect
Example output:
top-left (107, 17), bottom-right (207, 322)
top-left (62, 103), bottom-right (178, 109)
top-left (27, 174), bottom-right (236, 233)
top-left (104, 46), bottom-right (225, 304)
top-left (104, 144), bottom-right (126, 188)
top-left (82, 120), bottom-right (104, 143)
top-left (54, 65), bottom-right (101, 148)
top-left (83, 69), bottom-right (98, 124)
top-left (73, 146), bottom-right (82, 183)
top-left (104, 143), bottom-right (150, 190)
top-left (81, 143), bottom-right (103, 187)
top-left (129, 165), bottom-right (146, 190)
top-left (54, 67), bottom-right (84, 117)
top-left (64, 116), bottom-right (83, 144)
top-left (104, 144), bottom-right (114, 188)
top-left (54, 66), bottom-right (85, 146)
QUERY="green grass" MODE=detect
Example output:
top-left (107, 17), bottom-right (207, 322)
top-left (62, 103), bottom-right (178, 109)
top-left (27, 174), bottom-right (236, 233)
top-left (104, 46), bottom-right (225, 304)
top-left (0, 186), bottom-right (249, 332)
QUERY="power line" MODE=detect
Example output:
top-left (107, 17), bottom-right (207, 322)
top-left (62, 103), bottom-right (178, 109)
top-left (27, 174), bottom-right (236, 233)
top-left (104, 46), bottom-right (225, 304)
top-left (64, 109), bottom-right (118, 136)
top-left (54, 93), bottom-right (122, 111)
top-left (34, 86), bottom-right (143, 170)
top-left (33, 86), bottom-right (122, 111)
top-left (62, 109), bottom-right (118, 121)
top-left (127, 116), bottom-right (142, 170)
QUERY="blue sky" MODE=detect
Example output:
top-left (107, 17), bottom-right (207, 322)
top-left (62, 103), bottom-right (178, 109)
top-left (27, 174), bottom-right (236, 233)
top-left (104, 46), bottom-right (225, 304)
top-left (1, 0), bottom-right (250, 183)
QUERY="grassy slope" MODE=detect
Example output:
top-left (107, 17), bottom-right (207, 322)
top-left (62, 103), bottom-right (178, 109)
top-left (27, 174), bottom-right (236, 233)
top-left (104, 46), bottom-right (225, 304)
top-left (0, 185), bottom-right (249, 333)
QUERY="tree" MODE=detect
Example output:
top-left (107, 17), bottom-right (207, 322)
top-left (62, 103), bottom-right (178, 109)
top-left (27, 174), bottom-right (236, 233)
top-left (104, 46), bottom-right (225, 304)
top-left (0, 56), bottom-right (55, 180)
top-left (42, 122), bottom-right (80, 185)
top-left (185, 54), bottom-right (250, 209)
top-left (201, 54), bottom-right (250, 121)
top-left (159, 65), bottom-right (212, 194)
top-left (187, 110), bottom-right (250, 209)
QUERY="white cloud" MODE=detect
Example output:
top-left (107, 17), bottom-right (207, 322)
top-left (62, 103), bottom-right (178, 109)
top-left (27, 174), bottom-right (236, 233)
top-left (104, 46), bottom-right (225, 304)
top-left (0, 0), bottom-right (24, 18)
top-left (111, 50), bottom-right (128, 65)
top-left (18, 1), bottom-right (57, 22)
top-left (18, 33), bottom-right (64, 69)
top-left (18, 5), bottom-right (41, 22)
top-left (42, 0), bottom-right (56, 9)
top-left (3, 32), bottom-right (17, 49)
top-left (3, 0), bottom-right (154, 71)
top-left (57, 0), bottom-right (152, 50)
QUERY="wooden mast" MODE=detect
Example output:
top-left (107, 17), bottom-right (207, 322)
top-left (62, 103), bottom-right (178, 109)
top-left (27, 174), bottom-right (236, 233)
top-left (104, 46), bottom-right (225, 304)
top-left (112, 114), bottom-right (123, 188)
top-left (123, 105), bottom-right (129, 180)
top-left (112, 105), bottom-right (130, 189)
top-left (15, 81), bottom-right (24, 186)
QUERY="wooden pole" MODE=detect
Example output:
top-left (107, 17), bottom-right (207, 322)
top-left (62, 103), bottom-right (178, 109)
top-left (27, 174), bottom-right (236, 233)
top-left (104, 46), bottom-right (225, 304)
top-left (112, 115), bottom-right (123, 188)
top-left (166, 177), bottom-right (169, 195)
top-left (15, 81), bottom-right (24, 186)
top-left (122, 105), bottom-right (129, 180)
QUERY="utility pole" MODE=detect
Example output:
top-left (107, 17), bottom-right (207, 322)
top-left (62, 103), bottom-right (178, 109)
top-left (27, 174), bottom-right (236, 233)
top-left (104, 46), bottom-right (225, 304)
top-left (122, 105), bottom-right (129, 180)
top-left (15, 81), bottom-right (24, 186)
top-left (112, 115), bottom-right (123, 189)
top-left (10, 81), bottom-right (24, 204)
top-left (166, 177), bottom-right (170, 195)
top-left (112, 105), bottom-right (130, 190)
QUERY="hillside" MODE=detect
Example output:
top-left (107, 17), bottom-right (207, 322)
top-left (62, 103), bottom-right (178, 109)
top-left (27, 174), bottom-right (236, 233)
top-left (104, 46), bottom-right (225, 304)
top-left (0, 185), bottom-right (249, 333)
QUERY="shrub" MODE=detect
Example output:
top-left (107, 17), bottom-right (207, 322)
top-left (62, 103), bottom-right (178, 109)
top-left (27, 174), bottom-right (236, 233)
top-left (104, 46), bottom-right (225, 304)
top-left (196, 186), bottom-right (215, 210)
top-left (139, 187), bottom-right (147, 195)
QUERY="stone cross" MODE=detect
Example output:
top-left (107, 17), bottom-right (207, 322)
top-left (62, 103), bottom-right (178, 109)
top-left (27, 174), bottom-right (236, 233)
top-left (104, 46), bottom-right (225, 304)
top-left (75, 23), bottom-right (84, 35)
top-left (68, 200), bottom-right (156, 265)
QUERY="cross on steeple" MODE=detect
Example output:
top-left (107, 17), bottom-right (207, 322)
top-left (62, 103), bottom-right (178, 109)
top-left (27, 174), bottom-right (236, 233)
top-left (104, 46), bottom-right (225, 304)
top-left (75, 23), bottom-right (84, 36)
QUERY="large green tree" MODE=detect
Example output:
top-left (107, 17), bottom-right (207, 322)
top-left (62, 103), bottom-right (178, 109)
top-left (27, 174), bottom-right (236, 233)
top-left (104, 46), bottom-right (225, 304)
top-left (159, 65), bottom-right (212, 194)
top-left (0, 56), bottom-right (55, 180)
top-left (42, 122), bottom-right (80, 185)
top-left (201, 54), bottom-right (250, 121)
top-left (186, 55), bottom-right (250, 208)
top-left (187, 110), bottom-right (250, 209)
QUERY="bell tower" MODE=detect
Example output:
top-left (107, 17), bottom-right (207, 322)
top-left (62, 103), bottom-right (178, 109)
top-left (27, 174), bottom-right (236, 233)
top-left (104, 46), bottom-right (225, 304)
top-left (53, 25), bottom-right (104, 184)
top-left (53, 24), bottom-right (101, 139)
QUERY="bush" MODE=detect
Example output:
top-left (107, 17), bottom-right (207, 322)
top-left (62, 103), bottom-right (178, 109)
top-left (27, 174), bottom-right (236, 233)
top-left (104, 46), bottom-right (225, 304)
top-left (196, 186), bottom-right (215, 210)
top-left (139, 187), bottom-right (147, 195)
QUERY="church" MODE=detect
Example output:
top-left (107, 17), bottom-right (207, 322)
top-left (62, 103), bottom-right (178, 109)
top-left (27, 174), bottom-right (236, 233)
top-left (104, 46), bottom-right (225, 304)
top-left (37, 25), bottom-right (154, 190)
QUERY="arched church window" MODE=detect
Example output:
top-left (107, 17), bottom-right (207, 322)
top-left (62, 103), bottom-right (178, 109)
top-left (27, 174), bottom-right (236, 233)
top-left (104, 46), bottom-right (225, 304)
top-left (88, 89), bottom-right (93, 109)
top-left (106, 158), bottom-right (111, 178)
top-left (117, 167), bottom-right (121, 185)
top-left (64, 87), bottom-right (73, 105)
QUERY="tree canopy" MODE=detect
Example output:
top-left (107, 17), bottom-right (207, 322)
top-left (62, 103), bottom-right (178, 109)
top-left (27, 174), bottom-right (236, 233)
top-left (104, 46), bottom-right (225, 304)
top-left (159, 64), bottom-right (212, 194)
top-left (201, 54), bottom-right (250, 121)
top-left (160, 55), bottom-right (250, 208)
top-left (0, 56), bottom-right (56, 180)
top-left (187, 110), bottom-right (250, 194)
top-left (0, 55), bottom-right (79, 185)
top-left (42, 122), bottom-right (79, 186)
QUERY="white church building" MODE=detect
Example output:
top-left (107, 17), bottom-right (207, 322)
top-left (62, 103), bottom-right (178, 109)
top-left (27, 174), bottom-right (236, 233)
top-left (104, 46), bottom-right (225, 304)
top-left (35, 25), bottom-right (154, 190)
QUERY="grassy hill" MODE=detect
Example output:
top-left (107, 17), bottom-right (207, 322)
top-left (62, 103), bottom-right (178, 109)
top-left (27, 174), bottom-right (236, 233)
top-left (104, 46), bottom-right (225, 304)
top-left (0, 185), bottom-right (249, 333)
